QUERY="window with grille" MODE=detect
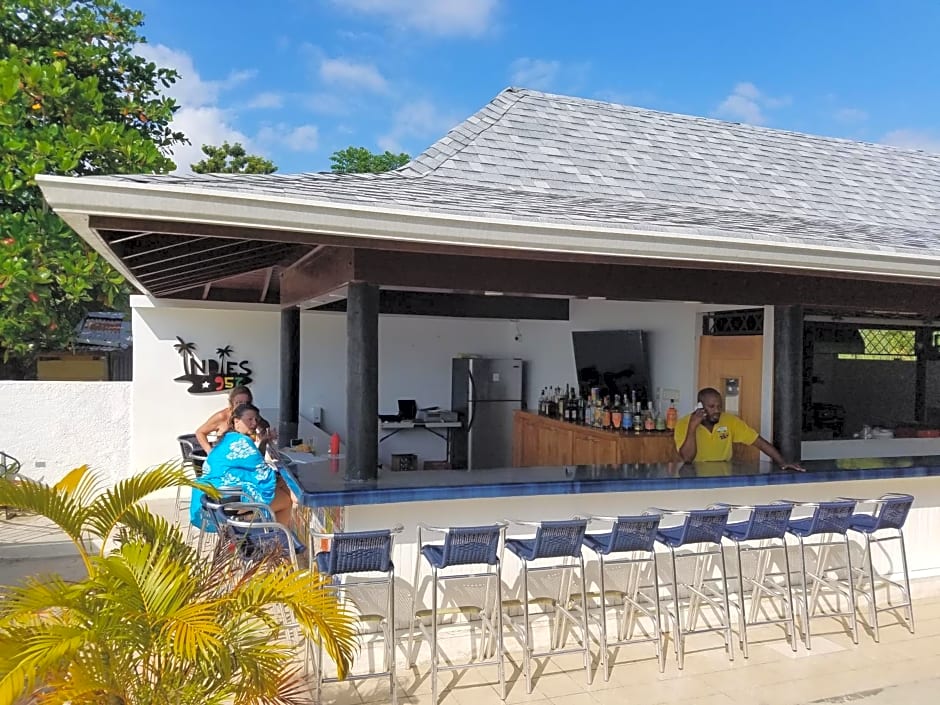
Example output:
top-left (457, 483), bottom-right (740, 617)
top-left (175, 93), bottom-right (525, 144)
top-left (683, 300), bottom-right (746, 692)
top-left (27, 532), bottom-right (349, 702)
top-left (838, 329), bottom-right (916, 361)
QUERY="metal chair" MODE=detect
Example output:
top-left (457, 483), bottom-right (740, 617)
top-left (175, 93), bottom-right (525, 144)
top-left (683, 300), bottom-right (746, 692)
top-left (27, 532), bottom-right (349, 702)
top-left (580, 513), bottom-right (664, 681)
top-left (781, 499), bottom-right (858, 649)
top-left (504, 518), bottom-right (591, 694)
top-left (652, 506), bottom-right (734, 669)
top-left (176, 433), bottom-right (205, 528)
top-left (410, 523), bottom-right (507, 705)
top-left (841, 493), bottom-right (915, 641)
top-left (194, 486), bottom-right (244, 557)
top-left (713, 502), bottom-right (798, 657)
top-left (312, 525), bottom-right (403, 704)
top-left (1, 451), bottom-right (22, 519)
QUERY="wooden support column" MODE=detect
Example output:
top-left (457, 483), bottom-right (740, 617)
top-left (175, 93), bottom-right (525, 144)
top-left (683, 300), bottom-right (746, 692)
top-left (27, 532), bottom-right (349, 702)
top-left (346, 281), bottom-right (379, 482)
top-left (773, 305), bottom-right (804, 463)
top-left (278, 306), bottom-right (300, 444)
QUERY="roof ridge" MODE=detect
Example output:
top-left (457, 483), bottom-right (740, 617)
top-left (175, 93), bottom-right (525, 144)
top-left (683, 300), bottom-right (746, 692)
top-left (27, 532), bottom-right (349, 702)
top-left (400, 87), bottom-right (528, 176)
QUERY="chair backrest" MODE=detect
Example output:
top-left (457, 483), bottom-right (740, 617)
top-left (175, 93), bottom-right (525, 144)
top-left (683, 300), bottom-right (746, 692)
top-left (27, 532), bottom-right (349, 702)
top-left (804, 500), bottom-right (856, 535)
top-left (872, 494), bottom-right (914, 531)
top-left (529, 519), bottom-right (588, 559)
top-left (321, 530), bottom-right (393, 574)
top-left (675, 508), bottom-right (729, 545)
top-left (439, 524), bottom-right (503, 567)
top-left (177, 434), bottom-right (197, 460)
top-left (606, 515), bottom-right (661, 553)
top-left (738, 504), bottom-right (793, 541)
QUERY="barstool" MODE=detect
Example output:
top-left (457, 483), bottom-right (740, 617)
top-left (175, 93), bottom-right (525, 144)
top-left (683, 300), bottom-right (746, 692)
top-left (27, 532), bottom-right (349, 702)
top-left (841, 493), bottom-right (915, 641)
top-left (581, 513), bottom-right (664, 681)
top-left (312, 525), bottom-right (403, 704)
top-left (224, 501), bottom-right (305, 569)
top-left (781, 499), bottom-right (858, 649)
top-left (410, 523), bottom-right (507, 705)
top-left (713, 502), bottom-right (797, 657)
top-left (504, 518), bottom-right (591, 694)
top-left (652, 506), bottom-right (734, 669)
top-left (193, 485), bottom-right (243, 557)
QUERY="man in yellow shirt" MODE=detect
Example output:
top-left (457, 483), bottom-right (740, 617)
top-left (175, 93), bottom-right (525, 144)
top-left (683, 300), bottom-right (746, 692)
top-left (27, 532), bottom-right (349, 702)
top-left (675, 388), bottom-right (804, 470)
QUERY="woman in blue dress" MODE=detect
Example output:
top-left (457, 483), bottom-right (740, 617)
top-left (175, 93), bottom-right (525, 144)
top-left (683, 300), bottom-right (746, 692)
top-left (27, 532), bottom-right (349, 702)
top-left (190, 402), bottom-right (293, 528)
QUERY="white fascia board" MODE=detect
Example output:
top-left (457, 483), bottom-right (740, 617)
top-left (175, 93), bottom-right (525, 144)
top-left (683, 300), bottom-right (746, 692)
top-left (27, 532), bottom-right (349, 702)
top-left (130, 294), bottom-right (281, 313)
top-left (36, 174), bottom-right (940, 282)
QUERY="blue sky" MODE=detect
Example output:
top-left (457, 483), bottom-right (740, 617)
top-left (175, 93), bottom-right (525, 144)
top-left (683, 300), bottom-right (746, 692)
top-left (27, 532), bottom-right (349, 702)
top-left (131, 0), bottom-right (940, 174)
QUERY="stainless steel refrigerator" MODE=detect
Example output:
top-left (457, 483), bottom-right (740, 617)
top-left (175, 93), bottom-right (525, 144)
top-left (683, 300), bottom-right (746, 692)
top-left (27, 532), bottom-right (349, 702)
top-left (451, 357), bottom-right (525, 470)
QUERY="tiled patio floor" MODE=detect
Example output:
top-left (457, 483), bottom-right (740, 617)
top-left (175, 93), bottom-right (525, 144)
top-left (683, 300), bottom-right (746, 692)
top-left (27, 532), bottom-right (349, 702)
top-left (321, 598), bottom-right (940, 705)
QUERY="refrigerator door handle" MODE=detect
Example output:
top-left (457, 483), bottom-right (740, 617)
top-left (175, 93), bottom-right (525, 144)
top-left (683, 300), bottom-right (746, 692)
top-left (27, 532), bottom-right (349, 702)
top-left (466, 370), bottom-right (478, 430)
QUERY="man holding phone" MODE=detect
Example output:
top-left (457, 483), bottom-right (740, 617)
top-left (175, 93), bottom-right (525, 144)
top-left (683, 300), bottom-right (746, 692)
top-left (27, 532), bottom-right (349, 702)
top-left (675, 387), bottom-right (805, 471)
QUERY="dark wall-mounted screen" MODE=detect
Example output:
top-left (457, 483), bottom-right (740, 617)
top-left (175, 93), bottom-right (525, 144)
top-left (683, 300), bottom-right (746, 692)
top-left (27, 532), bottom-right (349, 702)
top-left (572, 330), bottom-right (651, 403)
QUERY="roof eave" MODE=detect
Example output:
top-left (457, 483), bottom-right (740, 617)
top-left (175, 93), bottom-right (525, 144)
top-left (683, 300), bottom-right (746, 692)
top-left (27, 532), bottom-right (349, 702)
top-left (36, 174), bottom-right (940, 284)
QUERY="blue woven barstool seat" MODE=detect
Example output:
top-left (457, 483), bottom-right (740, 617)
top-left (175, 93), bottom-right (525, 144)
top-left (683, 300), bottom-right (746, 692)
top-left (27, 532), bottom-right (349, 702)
top-left (312, 525), bottom-right (403, 705)
top-left (651, 506), bottom-right (734, 669)
top-left (580, 514), bottom-right (664, 681)
top-left (780, 499), bottom-right (858, 649)
top-left (410, 523), bottom-right (507, 705)
top-left (840, 493), bottom-right (915, 641)
top-left (503, 518), bottom-right (591, 694)
top-left (711, 503), bottom-right (797, 658)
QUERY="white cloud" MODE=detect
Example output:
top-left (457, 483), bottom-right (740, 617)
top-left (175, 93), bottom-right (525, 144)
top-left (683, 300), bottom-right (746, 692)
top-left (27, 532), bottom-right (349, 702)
top-left (257, 123), bottom-right (320, 153)
top-left (509, 58), bottom-right (560, 91)
top-left (378, 99), bottom-right (459, 154)
top-left (246, 92), bottom-right (283, 109)
top-left (714, 82), bottom-right (790, 125)
top-left (320, 58), bottom-right (388, 93)
top-left (135, 43), bottom-right (254, 108)
top-left (170, 107), bottom-right (249, 173)
top-left (882, 129), bottom-right (940, 154)
top-left (833, 107), bottom-right (868, 123)
top-left (333, 0), bottom-right (500, 36)
top-left (304, 92), bottom-right (352, 116)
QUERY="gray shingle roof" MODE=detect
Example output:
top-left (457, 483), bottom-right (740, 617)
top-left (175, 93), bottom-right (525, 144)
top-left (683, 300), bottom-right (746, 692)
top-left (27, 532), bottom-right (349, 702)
top-left (101, 87), bottom-right (940, 256)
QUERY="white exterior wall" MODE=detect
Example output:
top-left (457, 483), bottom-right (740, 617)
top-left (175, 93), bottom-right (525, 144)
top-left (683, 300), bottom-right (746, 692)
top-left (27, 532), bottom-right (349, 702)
top-left (130, 296), bottom-right (715, 472)
top-left (0, 381), bottom-right (131, 484)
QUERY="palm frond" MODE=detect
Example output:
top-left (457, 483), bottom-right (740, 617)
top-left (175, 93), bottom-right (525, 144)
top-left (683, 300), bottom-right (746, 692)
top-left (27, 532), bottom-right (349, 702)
top-left (0, 477), bottom-right (91, 569)
top-left (53, 464), bottom-right (103, 506)
top-left (84, 463), bottom-right (195, 544)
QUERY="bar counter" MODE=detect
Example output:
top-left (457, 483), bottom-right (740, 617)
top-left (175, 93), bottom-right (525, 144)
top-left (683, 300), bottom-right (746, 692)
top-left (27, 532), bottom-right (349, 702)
top-left (281, 454), bottom-right (940, 508)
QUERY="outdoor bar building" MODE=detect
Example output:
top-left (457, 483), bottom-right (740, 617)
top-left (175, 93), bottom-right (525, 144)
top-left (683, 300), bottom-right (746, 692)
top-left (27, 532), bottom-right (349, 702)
top-left (38, 87), bottom-right (940, 592)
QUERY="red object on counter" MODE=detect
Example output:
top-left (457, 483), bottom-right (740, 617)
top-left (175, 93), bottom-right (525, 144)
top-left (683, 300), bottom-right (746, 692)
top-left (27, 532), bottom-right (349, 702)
top-left (329, 432), bottom-right (341, 455)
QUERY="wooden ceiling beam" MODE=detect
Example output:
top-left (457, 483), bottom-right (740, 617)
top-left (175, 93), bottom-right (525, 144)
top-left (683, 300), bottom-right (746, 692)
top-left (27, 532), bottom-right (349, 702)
top-left (279, 246), bottom-right (356, 308)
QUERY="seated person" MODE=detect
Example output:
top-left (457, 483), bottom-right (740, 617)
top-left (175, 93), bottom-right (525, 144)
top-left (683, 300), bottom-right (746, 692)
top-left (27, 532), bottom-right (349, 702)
top-left (674, 387), bottom-right (804, 471)
top-left (190, 402), bottom-right (294, 528)
top-left (195, 385), bottom-right (274, 454)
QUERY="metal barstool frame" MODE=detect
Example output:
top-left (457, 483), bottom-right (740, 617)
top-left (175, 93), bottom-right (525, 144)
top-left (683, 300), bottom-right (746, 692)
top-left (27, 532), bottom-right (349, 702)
top-left (410, 522), bottom-right (508, 705)
top-left (503, 518), bottom-right (592, 694)
top-left (650, 506), bottom-right (734, 670)
top-left (311, 524), bottom-right (404, 705)
top-left (839, 493), bottom-right (915, 642)
top-left (710, 502), bottom-right (798, 657)
top-left (581, 513), bottom-right (665, 681)
top-left (779, 498), bottom-right (859, 649)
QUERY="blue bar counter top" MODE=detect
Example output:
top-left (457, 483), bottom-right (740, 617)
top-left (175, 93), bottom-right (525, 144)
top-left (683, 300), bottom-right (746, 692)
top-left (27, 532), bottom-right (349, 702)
top-left (279, 454), bottom-right (940, 508)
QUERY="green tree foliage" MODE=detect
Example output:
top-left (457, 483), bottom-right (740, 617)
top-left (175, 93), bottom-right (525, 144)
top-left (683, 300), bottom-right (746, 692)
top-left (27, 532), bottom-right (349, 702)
top-left (0, 0), bottom-right (186, 366)
top-left (329, 145), bottom-right (411, 174)
top-left (191, 141), bottom-right (277, 174)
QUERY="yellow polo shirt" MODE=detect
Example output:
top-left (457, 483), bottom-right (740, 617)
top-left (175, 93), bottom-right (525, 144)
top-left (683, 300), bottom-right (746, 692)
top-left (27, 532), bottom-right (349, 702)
top-left (674, 413), bottom-right (759, 462)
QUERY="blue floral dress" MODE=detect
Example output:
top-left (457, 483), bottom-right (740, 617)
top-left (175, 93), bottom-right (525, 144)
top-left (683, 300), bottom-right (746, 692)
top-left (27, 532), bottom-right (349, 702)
top-left (189, 431), bottom-right (276, 527)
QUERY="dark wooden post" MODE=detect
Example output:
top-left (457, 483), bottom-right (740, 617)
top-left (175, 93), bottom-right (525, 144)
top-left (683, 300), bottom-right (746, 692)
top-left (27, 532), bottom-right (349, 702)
top-left (346, 281), bottom-right (379, 481)
top-left (278, 306), bottom-right (300, 445)
top-left (773, 305), bottom-right (804, 463)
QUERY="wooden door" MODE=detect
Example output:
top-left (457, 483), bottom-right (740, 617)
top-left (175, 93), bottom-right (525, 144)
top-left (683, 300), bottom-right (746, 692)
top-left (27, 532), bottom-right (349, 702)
top-left (698, 335), bottom-right (764, 462)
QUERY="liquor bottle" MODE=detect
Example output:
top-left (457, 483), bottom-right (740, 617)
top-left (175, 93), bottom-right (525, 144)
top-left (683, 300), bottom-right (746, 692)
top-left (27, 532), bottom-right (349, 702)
top-left (644, 401), bottom-right (656, 431)
top-left (557, 391), bottom-right (566, 421)
top-left (622, 401), bottom-right (633, 431)
top-left (632, 404), bottom-right (643, 432)
top-left (666, 399), bottom-right (678, 430)
top-left (602, 396), bottom-right (612, 429)
top-left (611, 394), bottom-right (623, 431)
top-left (655, 405), bottom-right (666, 431)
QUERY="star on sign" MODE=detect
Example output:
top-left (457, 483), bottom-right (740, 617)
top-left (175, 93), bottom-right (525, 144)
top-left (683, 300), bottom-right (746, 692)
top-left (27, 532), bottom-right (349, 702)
top-left (202, 380), bottom-right (211, 389)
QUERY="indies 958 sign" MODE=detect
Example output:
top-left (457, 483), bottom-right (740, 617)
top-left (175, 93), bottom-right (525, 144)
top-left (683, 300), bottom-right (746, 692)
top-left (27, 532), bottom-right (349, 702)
top-left (172, 337), bottom-right (253, 394)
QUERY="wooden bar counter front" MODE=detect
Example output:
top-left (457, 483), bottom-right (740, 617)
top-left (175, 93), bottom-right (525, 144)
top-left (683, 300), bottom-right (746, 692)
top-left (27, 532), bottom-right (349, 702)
top-left (512, 410), bottom-right (678, 467)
